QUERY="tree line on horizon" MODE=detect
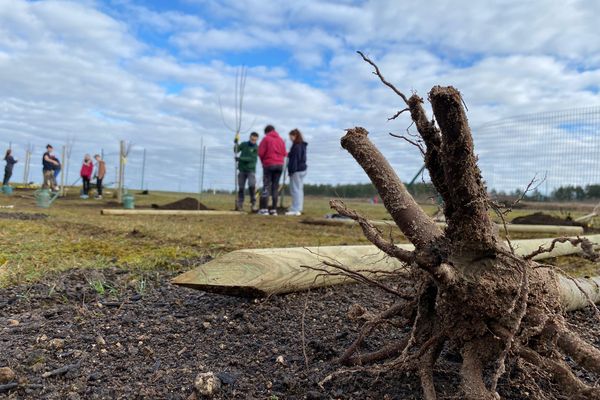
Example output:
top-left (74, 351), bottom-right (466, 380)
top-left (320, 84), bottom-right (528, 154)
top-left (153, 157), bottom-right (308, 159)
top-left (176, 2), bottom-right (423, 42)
top-left (302, 183), bottom-right (600, 202)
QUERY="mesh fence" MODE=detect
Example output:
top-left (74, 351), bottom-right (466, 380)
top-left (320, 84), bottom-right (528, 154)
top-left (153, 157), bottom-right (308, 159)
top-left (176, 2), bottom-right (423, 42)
top-left (473, 106), bottom-right (600, 196)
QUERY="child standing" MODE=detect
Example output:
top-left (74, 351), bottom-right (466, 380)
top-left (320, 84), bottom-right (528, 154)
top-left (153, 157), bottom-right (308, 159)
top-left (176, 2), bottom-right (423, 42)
top-left (93, 154), bottom-right (106, 199)
top-left (285, 129), bottom-right (308, 216)
top-left (80, 154), bottom-right (94, 199)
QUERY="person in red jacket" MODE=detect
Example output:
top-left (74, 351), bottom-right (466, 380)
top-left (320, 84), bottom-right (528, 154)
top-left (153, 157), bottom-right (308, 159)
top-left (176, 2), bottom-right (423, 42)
top-left (80, 154), bottom-right (94, 199)
top-left (257, 125), bottom-right (287, 215)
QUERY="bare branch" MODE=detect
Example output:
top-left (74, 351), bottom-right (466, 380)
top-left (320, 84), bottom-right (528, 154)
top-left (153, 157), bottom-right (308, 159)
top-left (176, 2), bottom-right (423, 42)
top-left (301, 261), bottom-right (413, 300)
top-left (330, 199), bottom-right (417, 263)
top-left (388, 133), bottom-right (425, 156)
top-left (357, 51), bottom-right (409, 104)
top-left (388, 108), bottom-right (410, 121)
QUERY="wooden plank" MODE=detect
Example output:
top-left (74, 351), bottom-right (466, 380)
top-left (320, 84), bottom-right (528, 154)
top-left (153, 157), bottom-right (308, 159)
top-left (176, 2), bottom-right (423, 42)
top-left (301, 218), bottom-right (584, 235)
top-left (101, 209), bottom-right (244, 216)
top-left (172, 235), bottom-right (600, 297)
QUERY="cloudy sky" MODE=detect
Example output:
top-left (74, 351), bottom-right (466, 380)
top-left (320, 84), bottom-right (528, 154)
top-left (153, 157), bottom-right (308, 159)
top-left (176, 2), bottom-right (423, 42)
top-left (1, 0), bottom-right (599, 192)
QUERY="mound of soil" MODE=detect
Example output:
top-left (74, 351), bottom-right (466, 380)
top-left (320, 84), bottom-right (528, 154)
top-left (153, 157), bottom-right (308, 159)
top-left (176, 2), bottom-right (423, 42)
top-left (512, 212), bottom-right (589, 229)
top-left (152, 197), bottom-right (212, 211)
top-left (0, 266), bottom-right (597, 399)
top-left (0, 212), bottom-right (48, 221)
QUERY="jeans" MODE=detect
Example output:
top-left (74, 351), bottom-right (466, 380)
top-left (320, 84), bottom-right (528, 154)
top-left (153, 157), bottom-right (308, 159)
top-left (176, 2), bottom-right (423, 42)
top-left (82, 177), bottom-right (91, 195)
top-left (289, 170), bottom-right (307, 212)
top-left (260, 165), bottom-right (283, 210)
top-left (96, 177), bottom-right (103, 195)
top-left (237, 171), bottom-right (256, 208)
top-left (2, 169), bottom-right (11, 186)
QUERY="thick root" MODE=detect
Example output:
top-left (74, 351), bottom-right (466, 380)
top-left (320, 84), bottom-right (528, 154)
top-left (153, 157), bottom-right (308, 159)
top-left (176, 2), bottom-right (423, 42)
top-left (557, 329), bottom-right (600, 375)
top-left (519, 347), bottom-right (600, 400)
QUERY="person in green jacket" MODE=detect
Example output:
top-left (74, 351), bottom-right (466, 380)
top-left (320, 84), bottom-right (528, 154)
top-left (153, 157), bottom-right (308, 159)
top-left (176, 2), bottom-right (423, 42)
top-left (235, 132), bottom-right (259, 211)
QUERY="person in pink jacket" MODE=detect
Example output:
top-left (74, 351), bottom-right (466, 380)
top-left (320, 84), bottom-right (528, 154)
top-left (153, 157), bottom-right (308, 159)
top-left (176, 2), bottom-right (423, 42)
top-left (80, 154), bottom-right (94, 199)
top-left (257, 125), bottom-right (287, 215)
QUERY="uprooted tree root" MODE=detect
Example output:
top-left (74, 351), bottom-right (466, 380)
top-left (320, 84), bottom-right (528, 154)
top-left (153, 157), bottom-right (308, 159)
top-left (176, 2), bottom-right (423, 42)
top-left (321, 52), bottom-right (600, 400)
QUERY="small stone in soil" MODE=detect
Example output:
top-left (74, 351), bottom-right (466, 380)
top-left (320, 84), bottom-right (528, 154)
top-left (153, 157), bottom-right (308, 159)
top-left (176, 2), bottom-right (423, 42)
top-left (48, 338), bottom-right (65, 350)
top-left (95, 336), bottom-right (106, 346)
top-left (7, 319), bottom-right (19, 326)
top-left (0, 367), bottom-right (16, 384)
top-left (194, 372), bottom-right (221, 397)
top-left (216, 371), bottom-right (237, 386)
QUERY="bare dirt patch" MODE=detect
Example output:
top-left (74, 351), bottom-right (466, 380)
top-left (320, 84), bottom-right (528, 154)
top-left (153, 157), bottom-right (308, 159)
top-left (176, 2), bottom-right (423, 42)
top-left (152, 197), bottom-right (213, 211)
top-left (0, 266), bottom-right (597, 399)
top-left (0, 212), bottom-right (48, 221)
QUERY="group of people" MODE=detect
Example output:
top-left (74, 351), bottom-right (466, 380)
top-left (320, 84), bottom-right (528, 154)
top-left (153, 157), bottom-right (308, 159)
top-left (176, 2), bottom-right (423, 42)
top-left (235, 125), bottom-right (308, 216)
top-left (5, 126), bottom-right (305, 210)
top-left (2, 144), bottom-right (106, 199)
top-left (42, 145), bottom-right (107, 199)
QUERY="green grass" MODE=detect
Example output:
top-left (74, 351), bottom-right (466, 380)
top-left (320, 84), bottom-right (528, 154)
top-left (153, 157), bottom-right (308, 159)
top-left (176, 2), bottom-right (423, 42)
top-left (0, 188), bottom-right (598, 287)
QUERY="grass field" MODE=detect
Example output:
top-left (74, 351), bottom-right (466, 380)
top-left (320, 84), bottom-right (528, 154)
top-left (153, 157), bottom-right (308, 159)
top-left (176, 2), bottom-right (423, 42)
top-left (1, 188), bottom-right (598, 287)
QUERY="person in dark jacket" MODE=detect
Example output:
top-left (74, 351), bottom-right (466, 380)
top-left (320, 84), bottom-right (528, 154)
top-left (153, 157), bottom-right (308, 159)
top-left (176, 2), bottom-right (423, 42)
top-left (285, 129), bottom-right (308, 216)
top-left (3, 149), bottom-right (17, 186)
top-left (257, 125), bottom-right (287, 215)
top-left (42, 144), bottom-right (60, 191)
top-left (235, 132), bottom-right (259, 211)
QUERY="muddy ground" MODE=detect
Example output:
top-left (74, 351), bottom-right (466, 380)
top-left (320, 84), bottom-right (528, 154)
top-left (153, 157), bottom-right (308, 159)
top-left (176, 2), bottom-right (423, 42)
top-left (1, 265), bottom-right (598, 399)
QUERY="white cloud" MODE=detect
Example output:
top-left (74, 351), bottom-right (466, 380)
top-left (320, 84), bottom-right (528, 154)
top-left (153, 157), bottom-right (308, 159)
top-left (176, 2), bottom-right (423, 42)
top-left (0, 0), bottom-right (599, 194)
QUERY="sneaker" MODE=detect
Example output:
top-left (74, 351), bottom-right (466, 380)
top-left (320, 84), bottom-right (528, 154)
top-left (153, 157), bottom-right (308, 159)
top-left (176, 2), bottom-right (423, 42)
top-left (80, 195), bottom-right (89, 199)
top-left (251, 204), bottom-right (258, 212)
top-left (95, 195), bottom-right (103, 200)
top-left (269, 209), bottom-right (278, 216)
top-left (285, 210), bottom-right (301, 216)
top-left (257, 209), bottom-right (269, 215)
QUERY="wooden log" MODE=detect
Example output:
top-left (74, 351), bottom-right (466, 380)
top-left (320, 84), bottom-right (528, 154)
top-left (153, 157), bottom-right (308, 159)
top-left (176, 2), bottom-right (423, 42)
top-left (172, 235), bottom-right (600, 297)
top-left (101, 209), bottom-right (244, 216)
top-left (300, 218), bottom-right (584, 235)
top-left (558, 275), bottom-right (600, 311)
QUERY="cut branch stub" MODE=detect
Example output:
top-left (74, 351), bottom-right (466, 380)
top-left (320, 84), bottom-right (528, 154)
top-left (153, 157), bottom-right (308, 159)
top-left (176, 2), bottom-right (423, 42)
top-left (406, 94), bottom-right (453, 216)
top-left (428, 86), bottom-right (496, 250)
top-left (340, 127), bottom-right (444, 250)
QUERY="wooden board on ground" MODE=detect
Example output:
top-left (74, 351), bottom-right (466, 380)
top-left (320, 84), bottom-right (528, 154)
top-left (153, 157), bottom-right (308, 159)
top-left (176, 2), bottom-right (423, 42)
top-left (101, 209), bottom-right (244, 216)
top-left (301, 218), bottom-right (585, 235)
top-left (172, 235), bottom-right (600, 297)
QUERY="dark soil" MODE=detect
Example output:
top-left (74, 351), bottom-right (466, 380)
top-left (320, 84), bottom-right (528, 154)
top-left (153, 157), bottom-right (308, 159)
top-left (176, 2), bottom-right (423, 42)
top-left (152, 197), bottom-right (213, 211)
top-left (0, 212), bottom-right (48, 221)
top-left (0, 266), bottom-right (598, 399)
top-left (513, 212), bottom-right (586, 227)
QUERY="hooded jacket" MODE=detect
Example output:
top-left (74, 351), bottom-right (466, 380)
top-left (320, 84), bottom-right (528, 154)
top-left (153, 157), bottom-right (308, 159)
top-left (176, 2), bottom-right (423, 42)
top-left (287, 142), bottom-right (308, 174)
top-left (80, 161), bottom-right (94, 179)
top-left (258, 130), bottom-right (287, 167)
